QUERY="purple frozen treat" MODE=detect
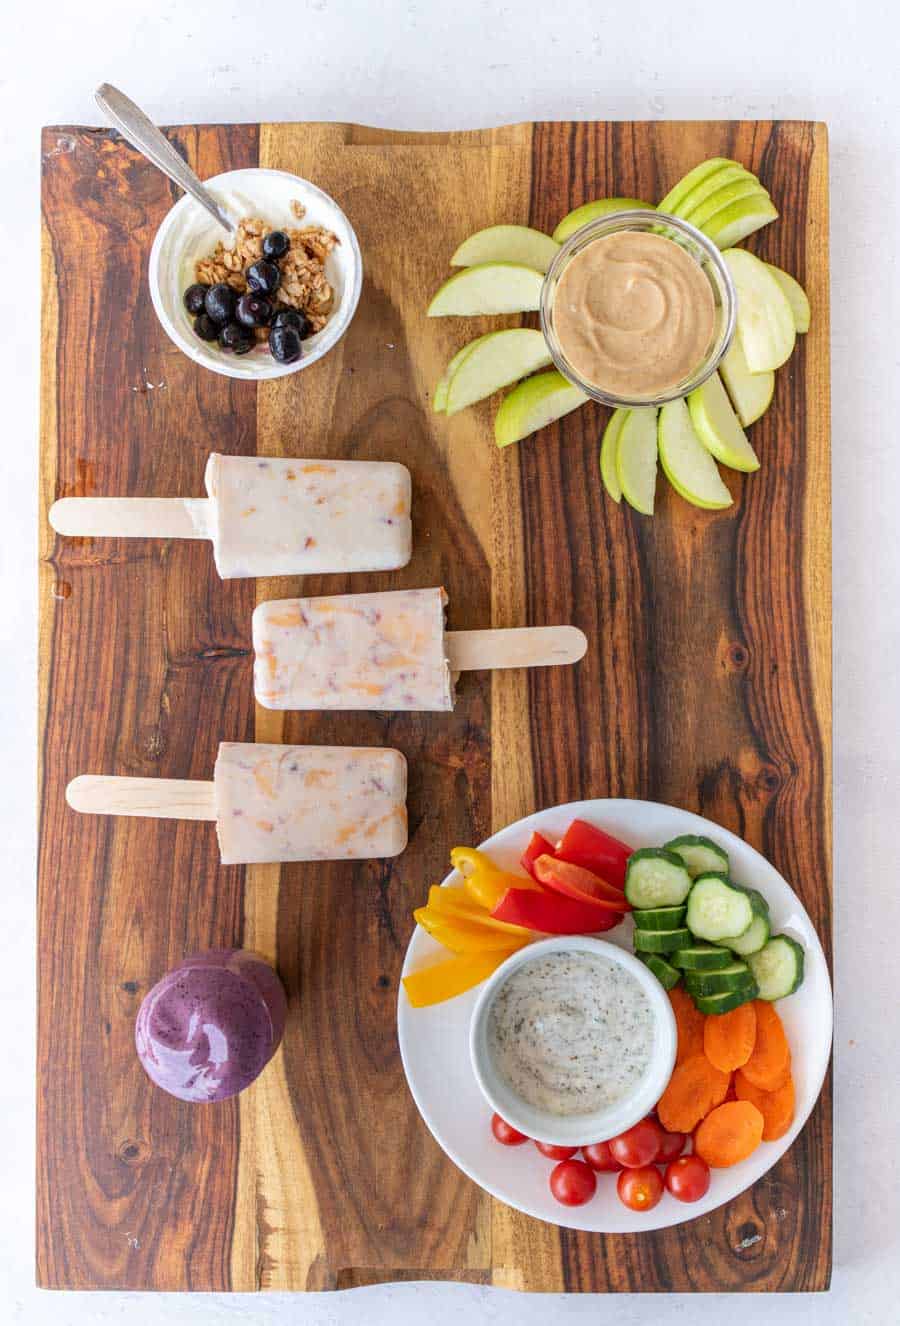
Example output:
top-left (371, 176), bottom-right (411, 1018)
top-left (135, 950), bottom-right (287, 1102)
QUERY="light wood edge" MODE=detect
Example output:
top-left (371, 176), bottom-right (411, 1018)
top-left (803, 123), bottom-right (833, 884)
top-left (230, 120), bottom-right (328, 1294)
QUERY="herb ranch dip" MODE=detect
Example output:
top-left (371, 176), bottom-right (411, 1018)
top-left (486, 950), bottom-right (656, 1116)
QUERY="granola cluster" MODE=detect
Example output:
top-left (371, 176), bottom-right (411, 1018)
top-left (195, 204), bottom-right (339, 337)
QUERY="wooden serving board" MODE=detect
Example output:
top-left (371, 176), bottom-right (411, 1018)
top-left (38, 120), bottom-right (831, 1293)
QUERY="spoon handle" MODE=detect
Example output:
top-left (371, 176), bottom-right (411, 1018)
top-left (94, 83), bottom-right (235, 234)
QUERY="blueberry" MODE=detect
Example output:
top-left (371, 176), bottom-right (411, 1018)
top-left (271, 306), bottom-right (311, 339)
top-left (262, 231), bottom-right (290, 260)
top-left (269, 323), bottom-right (302, 364)
top-left (246, 260), bottom-right (281, 296)
top-left (183, 283), bottom-right (209, 316)
top-left (194, 313), bottom-right (220, 341)
top-left (204, 283), bottom-right (237, 323)
top-left (218, 322), bottom-right (255, 354)
top-left (235, 292), bottom-right (273, 328)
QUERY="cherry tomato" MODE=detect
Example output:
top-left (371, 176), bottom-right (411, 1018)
top-left (608, 1117), bottom-right (664, 1168)
top-left (664, 1154), bottom-right (711, 1203)
top-left (617, 1165), bottom-right (664, 1212)
top-left (535, 1141), bottom-right (578, 1160)
top-left (656, 1129), bottom-right (687, 1163)
top-left (491, 1113), bottom-right (529, 1146)
top-left (550, 1159), bottom-right (597, 1207)
top-left (581, 1140), bottom-right (622, 1172)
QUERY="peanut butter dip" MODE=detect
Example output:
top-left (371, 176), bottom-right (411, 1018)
top-left (552, 230), bottom-right (715, 397)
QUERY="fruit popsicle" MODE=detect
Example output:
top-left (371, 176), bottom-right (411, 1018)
top-left (66, 743), bottom-right (408, 864)
top-left (214, 743), bottom-right (408, 863)
top-left (48, 455), bottom-right (412, 580)
top-left (205, 455), bottom-right (411, 578)
top-left (252, 587), bottom-right (588, 711)
top-left (254, 587), bottom-right (455, 711)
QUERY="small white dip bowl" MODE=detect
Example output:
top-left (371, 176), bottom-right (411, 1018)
top-left (148, 167), bottom-right (363, 381)
top-left (469, 935), bottom-right (676, 1148)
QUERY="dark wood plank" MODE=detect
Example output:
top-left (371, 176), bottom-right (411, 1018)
top-left (37, 123), bottom-right (259, 1290)
top-left (517, 119), bottom-right (831, 1293)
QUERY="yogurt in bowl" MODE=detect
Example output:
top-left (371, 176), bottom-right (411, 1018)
top-left (470, 936), bottom-right (676, 1147)
top-left (149, 168), bottom-right (363, 380)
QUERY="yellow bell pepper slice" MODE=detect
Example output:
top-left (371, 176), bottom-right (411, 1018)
top-left (427, 885), bottom-right (531, 937)
top-left (402, 949), bottom-right (519, 1008)
top-left (414, 907), bottom-right (529, 954)
top-left (465, 865), bottom-right (543, 911)
top-left (450, 846), bottom-right (498, 878)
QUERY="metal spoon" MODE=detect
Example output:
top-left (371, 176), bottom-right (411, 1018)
top-left (94, 83), bottom-right (235, 234)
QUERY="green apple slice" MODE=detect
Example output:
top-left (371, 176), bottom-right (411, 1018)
top-left (719, 338), bottom-right (775, 427)
top-left (658, 397), bottom-right (733, 510)
top-left (553, 198), bottom-right (653, 243)
top-left (723, 249), bottom-right (796, 372)
top-left (450, 225), bottom-right (560, 274)
top-left (427, 263), bottom-right (544, 316)
top-left (600, 408), bottom-right (628, 503)
top-left (657, 158), bottom-right (742, 215)
top-left (494, 370), bottom-right (588, 447)
top-left (765, 263), bottom-right (811, 332)
top-left (445, 329), bottom-right (552, 415)
top-left (701, 195), bottom-right (779, 249)
top-left (616, 407), bottom-right (659, 514)
top-left (675, 165), bottom-right (758, 220)
top-left (433, 335), bottom-right (491, 412)
top-left (683, 180), bottom-right (770, 231)
top-left (688, 372), bottom-right (760, 473)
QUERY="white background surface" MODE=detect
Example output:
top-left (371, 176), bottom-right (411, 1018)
top-left (2, 1), bottom-right (898, 1321)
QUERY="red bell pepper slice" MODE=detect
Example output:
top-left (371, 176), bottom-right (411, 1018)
top-left (491, 887), bottom-right (623, 935)
top-left (554, 819), bottom-right (632, 891)
top-left (533, 855), bottom-right (631, 911)
top-left (521, 830), bottom-right (556, 880)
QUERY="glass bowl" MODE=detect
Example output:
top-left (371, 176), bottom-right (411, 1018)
top-left (540, 209), bottom-right (736, 409)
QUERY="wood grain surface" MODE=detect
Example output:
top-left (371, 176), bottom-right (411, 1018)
top-left (37, 119), bottom-right (831, 1293)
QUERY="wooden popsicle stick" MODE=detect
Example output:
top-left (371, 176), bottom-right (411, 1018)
top-left (445, 625), bottom-right (587, 672)
top-left (66, 775), bottom-right (217, 821)
top-left (49, 497), bottom-right (212, 540)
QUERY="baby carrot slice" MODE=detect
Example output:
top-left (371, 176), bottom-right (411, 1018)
top-left (669, 986), bottom-right (706, 1064)
top-left (734, 1069), bottom-right (796, 1141)
top-left (694, 1100), bottom-right (764, 1167)
top-left (740, 1001), bottom-right (791, 1091)
top-left (704, 1001), bottom-right (758, 1072)
top-left (656, 1053), bottom-right (731, 1133)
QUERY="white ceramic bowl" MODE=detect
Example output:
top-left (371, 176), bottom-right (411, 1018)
top-left (148, 168), bottom-right (363, 381)
top-left (469, 934), bottom-right (676, 1148)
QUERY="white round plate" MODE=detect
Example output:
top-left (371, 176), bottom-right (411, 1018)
top-left (397, 799), bottom-right (832, 1232)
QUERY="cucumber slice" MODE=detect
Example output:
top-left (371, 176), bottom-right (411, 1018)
top-left (725, 912), bottom-right (771, 957)
top-left (746, 935), bottom-right (805, 1000)
top-left (631, 905), bottom-right (687, 932)
top-left (634, 926), bottom-right (693, 955)
top-left (638, 953), bottom-right (681, 991)
top-left (684, 962), bottom-right (755, 997)
top-left (685, 873), bottom-right (754, 943)
top-left (672, 943), bottom-right (734, 972)
top-left (664, 834), bottom-right (729, 879)
top-left (693, 985), bottom-right (759, 1015)
top-left (625, 848), bottom-right (693, 909)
